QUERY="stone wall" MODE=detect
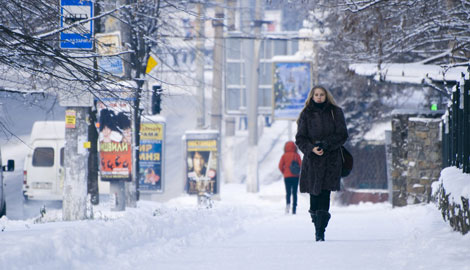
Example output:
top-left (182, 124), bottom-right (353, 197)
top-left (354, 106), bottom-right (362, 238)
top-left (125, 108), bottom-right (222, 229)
top-left (391, 114), bottom-right (409, 206)
top-left (391, 111), bottom-right (443, 207)
top-left (406, 118), bottom-right (442, 203)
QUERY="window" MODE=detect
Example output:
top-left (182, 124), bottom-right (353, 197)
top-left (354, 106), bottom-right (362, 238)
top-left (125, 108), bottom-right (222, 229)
top-left (258, 87), bottom-right (272, 107)
top-left (226, 63), bottom-right (241, 85)
top-left (32, 147), bottom-right (54, 167)
top-left (290, 39), bottom-right (299, 54)
top-left (227, 88), bottom-right (241, 111)
top-left (226, 38), bottom-right (241, 59)
top-left (273, 39), bottom-right (287, 55)
top-left (261, 40), bottom-right (272, 59)
top-left (259, 62), bottom-right (272, 85)
top-left (60, 148), bottom-right (64, 167)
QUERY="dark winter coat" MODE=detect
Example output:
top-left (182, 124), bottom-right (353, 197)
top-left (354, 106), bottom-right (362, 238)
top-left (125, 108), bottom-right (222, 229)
top-left (278, 141), bottom-right (302, 178)
top-left (295, 102), bottom-right (348, 195)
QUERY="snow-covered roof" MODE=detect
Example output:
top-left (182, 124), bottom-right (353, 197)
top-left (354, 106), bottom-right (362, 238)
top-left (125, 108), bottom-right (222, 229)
top-left (408, 117), bottom-right (442, 123)
top-left (30, 121), bottom-right (65, 142)
top-left (141, 114), bottom-right (167, 123)
top-left (363, 121), bottom-right (391, 142)
top-left (349, 63), bottom-right (469, 84)
top-left (272, 49), bottom-right (315, 62)
top-left (391, 109), bottom-right (445, 116)
top-left (184, 129), bottom-right (219, 135)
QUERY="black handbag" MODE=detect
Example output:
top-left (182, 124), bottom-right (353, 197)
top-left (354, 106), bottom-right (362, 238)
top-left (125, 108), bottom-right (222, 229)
top-left (340, 146), bottom-right (353, 177)
top-left (330, 110), bottom-right (353, 177)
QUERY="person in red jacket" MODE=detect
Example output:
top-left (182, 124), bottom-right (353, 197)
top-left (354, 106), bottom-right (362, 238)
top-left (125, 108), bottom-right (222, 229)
top-left (278, 141), bottom-right (302, 214)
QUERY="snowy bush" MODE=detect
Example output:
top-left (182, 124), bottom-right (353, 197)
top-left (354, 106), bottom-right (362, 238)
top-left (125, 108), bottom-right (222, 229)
top-left (432, 167), bottom-right (470, 235)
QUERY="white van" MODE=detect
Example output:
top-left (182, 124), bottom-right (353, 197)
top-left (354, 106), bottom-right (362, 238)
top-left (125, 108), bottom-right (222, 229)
top-left (23, 121), bottom-right (109, 201)
top-left (23, 121), bottom-right (65, 201)
top-left (0, 148), bottom-right (15, 217)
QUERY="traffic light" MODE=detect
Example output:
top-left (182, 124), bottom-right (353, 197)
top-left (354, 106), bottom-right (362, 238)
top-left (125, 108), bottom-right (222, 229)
top-left (152, 85), bottom-right (162, 114)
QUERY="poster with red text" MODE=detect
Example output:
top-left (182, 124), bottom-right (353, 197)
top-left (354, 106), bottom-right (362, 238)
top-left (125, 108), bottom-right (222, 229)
top-left (97, 100), bottom-right (132, 181)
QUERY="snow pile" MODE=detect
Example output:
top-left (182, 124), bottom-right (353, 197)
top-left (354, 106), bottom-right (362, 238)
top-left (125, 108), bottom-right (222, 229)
top-left (0, 186), bottom-right (279, 270)
top-left (432, 166), bottom-right (470, 205)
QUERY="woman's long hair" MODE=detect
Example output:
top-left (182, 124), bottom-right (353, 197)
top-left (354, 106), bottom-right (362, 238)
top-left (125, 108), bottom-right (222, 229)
top-left (296, 86), bottom-right (337, 124)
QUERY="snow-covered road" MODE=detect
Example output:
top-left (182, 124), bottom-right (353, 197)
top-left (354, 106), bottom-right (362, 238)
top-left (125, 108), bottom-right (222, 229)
top-left (1, 182), bottom-right (468, 270)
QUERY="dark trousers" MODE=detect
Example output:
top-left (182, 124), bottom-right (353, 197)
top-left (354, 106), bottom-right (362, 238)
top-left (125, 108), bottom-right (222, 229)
top-left (284, 177), bottom-right (299, 207)
top-left (309, 190), bottom-right (331, 212)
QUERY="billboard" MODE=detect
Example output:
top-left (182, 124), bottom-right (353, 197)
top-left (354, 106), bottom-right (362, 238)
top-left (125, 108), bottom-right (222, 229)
top-left (139, 121), bottom-right (165, 193)
top-left (60, 0), bottom-right (94, 50)
top-left (184, 132), bottom-right (219, 195)
top-left (272, 61), bottom-right (313, 120)
top-left (97, 100), bottom-right (132, 181)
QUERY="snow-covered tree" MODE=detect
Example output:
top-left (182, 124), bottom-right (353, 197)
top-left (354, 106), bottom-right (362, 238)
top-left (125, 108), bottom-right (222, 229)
top-left (0, 0), bottom-right (211, 210)
top-left (286, 0), bottom-right (470, 142)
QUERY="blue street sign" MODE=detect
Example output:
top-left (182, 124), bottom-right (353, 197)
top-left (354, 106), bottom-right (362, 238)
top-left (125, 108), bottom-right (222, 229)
top-left (98, 56), bottom-right (125, 77)
top-left (60, 0), bottom-right (94, 50)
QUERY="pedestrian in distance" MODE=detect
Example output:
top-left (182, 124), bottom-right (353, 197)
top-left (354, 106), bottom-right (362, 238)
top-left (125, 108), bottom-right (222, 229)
top-left (278, 141), bottom-right (302, 215)
top-left (295, 86), bottom-right (348, 242)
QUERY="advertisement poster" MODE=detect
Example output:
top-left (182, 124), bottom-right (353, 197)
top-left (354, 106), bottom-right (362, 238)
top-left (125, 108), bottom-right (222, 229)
top-left (186, 139), bottom-right (218, 195)
top-left (95, 32), bottom-right (125, 77)
top-left (272, 62), bottom-right (312, 120)
top-left (98, 101), bottom-right (132, 181)
top-left (139, 122), bottom-right (164, 192)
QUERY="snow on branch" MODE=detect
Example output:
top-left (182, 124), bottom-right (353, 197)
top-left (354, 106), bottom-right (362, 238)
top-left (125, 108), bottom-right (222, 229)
top-left (342, 0), bottom-right (387, 12)
top-left (0, 86), bottom-right (46, 95)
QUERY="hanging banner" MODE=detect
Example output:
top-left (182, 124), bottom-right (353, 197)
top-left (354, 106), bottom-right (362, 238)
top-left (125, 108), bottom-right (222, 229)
top-left (184, 131), bottom-right (219, 195)
top-left (272, 61), bottom-right (313, 120)
top-left (139, 119), bottom-right (165, 193)
top-left (97, 100), bottom-right (132, 181)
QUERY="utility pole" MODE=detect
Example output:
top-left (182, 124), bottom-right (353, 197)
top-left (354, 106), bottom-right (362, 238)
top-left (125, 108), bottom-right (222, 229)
top-left (211, 0), bottom-right (224, 133)
top-left (98, 0), bottom-right (136, 210)
top-left (63, 107), bottom-right (89, 220)
top-left (245, 0), bottom-right (263, 193)
top-left (119, 1), bottom-right (138, 208)
top-left (222, 0), bottom-right (237, 184)
top-left (88, 0), bottom-right (101, 206)
top-left (195, 1), bottom-right (206, 128)
top-left (59, 0), bottom-right (94, 220)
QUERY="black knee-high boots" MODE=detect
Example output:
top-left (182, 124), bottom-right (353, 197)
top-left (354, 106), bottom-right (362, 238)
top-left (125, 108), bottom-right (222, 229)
top-left (309, 191), bottom-right (332, 241)
top-left (309, 210), bottom-right (331, 241)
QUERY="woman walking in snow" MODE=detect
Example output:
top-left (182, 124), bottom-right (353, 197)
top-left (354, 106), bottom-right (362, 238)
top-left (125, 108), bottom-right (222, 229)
top-left (295, 86), bottom-right (348, 241)
top-left (278, 141), bottom-right (302, 215)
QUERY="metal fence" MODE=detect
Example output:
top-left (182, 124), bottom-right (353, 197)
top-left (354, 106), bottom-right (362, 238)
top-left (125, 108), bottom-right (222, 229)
top-left (342, 143), bottom-right (387, 189)
top-left (442, 77), bottom-right (470, 173)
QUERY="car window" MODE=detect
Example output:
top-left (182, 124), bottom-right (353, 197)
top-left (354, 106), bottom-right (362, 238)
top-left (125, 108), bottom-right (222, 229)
top-left (60, 147), bottom-right (64, 167)
top-left (32, 147), bottom-right (54, 167)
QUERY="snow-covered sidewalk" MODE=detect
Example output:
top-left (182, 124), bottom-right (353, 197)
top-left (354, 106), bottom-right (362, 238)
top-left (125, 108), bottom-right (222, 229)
top-left (156, 200), bottom-right (470, 270)
top-left (1, 182), bottom-right (469, 270)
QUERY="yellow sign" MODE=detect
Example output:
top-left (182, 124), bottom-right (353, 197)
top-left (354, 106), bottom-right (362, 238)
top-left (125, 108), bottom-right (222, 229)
top-left (83, 141), bottom-right (91, 149)
top-left (187, 140), bottom-right (217, 151)
top-left (145, 54), bottom-right (158, 74)
top-left (140, 123), bottom-right (163, 140)
top-left (65, 110), bottom-right (76, 128)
